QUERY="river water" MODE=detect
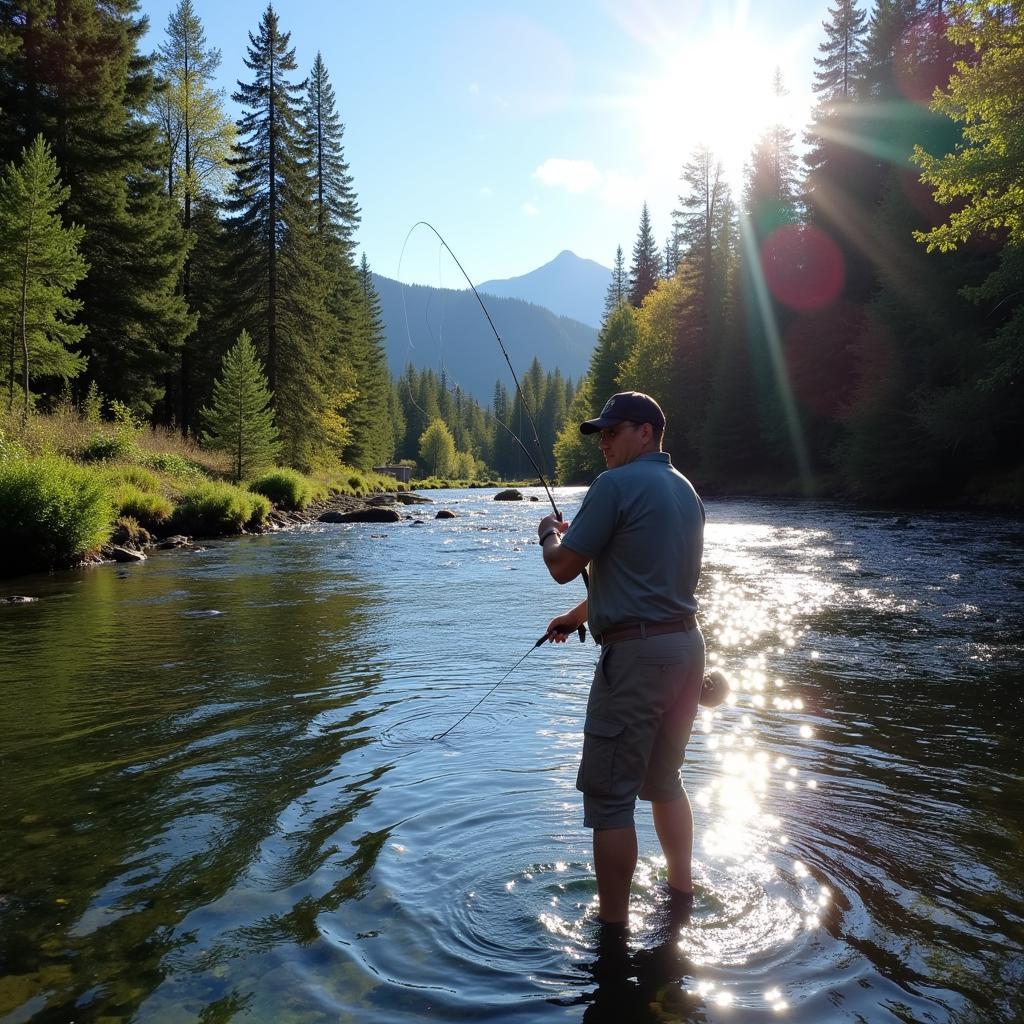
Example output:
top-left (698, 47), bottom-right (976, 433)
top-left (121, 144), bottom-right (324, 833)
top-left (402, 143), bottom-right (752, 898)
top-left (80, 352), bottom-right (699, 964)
top-left (1, 489), bottom-right (1022, 1024)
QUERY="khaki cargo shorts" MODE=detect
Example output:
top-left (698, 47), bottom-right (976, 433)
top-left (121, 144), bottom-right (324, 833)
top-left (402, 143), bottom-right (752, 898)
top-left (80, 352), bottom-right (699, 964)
top-left (576, 628), bottom-right (705, 830)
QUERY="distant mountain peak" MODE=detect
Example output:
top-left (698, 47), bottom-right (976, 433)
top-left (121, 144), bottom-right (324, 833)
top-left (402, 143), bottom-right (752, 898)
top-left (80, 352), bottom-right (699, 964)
top-left (478, 251), bottom-right (611, 328)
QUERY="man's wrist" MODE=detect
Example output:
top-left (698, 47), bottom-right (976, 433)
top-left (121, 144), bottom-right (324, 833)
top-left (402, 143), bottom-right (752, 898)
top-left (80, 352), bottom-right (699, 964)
top-left (539, 529), bottom-right (559, 546)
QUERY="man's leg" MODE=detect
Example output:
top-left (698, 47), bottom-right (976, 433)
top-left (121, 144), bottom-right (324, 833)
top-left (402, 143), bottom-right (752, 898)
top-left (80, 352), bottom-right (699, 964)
top-left (593, 825), bottom-right (638, 924)
top-left (652, 792), bottom-right (694, 893)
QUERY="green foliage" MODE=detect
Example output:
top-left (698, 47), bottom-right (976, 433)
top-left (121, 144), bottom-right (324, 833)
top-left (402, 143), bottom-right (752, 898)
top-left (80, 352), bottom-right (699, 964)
top-left (0, 134), bottom-right (88, 416)
top-left (248, 468), bottom-right (326, 511)
top-left (141, 451), bottom-right (206, 480)
top-left (79, 433), bottom-right (142, 464)
top-left (418, 418), bottom-right (456, 477)
top-left (913, 2), bottom-right (1024, 252)
top-left (628, 202), bottom-right (660, 307)
top-left (112, 484), bottom-right (174, 532)
top-left (82, 382), bottom-right (103, 424)
top-left (200, 330), bottom-right (281, 481)
top-left (170, 480), bottom-right (270, 535)
top-left (0, 453), bottom-right (114, 572)
top-left (102, 465), bottom-right (160, 492)
top-left (2, 0), bottom-right (193, 413)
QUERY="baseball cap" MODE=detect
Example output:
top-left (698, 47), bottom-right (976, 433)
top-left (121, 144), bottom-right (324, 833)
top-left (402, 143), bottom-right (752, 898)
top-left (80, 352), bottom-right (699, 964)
top-left (580, 391), bottom-right (666, 435)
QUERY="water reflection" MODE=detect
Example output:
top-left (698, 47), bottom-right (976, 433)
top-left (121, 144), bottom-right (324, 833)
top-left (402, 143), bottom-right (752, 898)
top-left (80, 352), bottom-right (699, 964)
top-left (1, 497), bottom-right (1022, 1022)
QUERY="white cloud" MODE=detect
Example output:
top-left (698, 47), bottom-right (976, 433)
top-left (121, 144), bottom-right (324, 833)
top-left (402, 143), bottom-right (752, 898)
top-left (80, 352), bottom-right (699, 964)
top-left (521, 201), bottom-right (540, 217)
top-left (533, 158), bottom-right (602, 194)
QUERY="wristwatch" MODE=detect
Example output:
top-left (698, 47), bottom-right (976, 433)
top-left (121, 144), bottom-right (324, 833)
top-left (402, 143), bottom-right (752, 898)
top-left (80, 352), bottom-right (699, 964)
top-left (539, 529), bottom-right (558, 545)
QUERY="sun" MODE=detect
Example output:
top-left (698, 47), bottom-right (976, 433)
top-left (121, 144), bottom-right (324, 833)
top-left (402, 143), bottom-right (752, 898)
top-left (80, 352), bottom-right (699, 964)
top-left (633, 26), bottom-right (807, 192)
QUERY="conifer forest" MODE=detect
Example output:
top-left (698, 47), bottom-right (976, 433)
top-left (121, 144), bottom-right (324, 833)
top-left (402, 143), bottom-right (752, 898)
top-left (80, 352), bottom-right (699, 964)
top-left (0, 0), bottom-right (1021, 502)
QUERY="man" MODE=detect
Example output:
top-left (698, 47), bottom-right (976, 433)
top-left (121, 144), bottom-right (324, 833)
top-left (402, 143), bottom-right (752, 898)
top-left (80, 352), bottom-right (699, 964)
top-left (537, 391), bottom-right (705, 929)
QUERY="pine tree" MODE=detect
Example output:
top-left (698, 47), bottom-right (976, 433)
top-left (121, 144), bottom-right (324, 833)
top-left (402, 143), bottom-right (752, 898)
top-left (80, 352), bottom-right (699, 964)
top-left (200, 330), bottom-right (281, 481)
top-left (603, 244), bottom-right (627, 319)
top-left (228, 5), bottom-right (343, 469)
top-left (0, 135), bottom-right (87, 416)
top-left (744, 69), bottom-right (801, 235)
top-left (813, 0), bottom-right (868, 100)
top-left (628, 202), bottom-right (660, 307)
top-left (151, 0), bottom-right (233, 427)
top-left (343, 254), bottom-right (393, 468)
top-left (1, 0), bottom-right (192, 415)
top-left (304, 52), bottom-right (359, 254)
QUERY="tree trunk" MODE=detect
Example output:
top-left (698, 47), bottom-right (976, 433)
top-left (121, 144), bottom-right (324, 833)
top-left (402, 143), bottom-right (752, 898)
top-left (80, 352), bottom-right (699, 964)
top-left (20, 205), bottom-right (34, 424)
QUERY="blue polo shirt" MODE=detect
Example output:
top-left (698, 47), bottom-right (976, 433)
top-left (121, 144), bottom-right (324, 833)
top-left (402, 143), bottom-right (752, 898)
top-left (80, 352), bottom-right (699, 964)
top-left (560, 452), bottom-right (704, 639)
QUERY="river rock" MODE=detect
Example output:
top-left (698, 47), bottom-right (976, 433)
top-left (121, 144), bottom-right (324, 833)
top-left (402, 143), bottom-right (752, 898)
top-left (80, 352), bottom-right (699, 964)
top-left (108, 546), bottom-right (146, 563)
top-left (159, 535), bottom-right (191, 549)
top-left (435, 509), bottom-right (456, 519)
top-left (321, 508), bottom-right (401, 524)
top-left (395, 492), bottom-right (433, 505)
top-left (366, 494), bottom-right (399, 506)
top-left (494, 488), bottom-right (523, 501)
top-left (1, 595), bottom-right (38, 604)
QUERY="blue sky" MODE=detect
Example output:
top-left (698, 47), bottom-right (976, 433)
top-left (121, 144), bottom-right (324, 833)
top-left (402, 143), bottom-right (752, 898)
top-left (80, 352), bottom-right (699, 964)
top-left (139, 0), bottom-right (830, 286)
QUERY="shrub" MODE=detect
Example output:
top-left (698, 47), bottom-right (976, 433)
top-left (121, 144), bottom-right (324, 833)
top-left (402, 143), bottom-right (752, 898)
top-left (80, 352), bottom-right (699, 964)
top-left (103, 465), bottom-right (161, 493)
top-left (0, 453), bottom-right (114, 573)
top-left (141, 451), bottom-right (205, 480)
top-left (79, 432), bottom-right (140, 463)
top-left (110, 515), bottom-right (149, 548)
top-left (170, 481), bottom-right (270, 536)
top-left (112, 484), bottom-right (174, 532)
top-left (248, 468), bottom-right (325, 511)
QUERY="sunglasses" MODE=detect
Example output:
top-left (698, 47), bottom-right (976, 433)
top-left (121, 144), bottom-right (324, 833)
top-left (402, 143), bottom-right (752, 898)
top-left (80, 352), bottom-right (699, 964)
top-left (597, 421), bottom-right (639, 442)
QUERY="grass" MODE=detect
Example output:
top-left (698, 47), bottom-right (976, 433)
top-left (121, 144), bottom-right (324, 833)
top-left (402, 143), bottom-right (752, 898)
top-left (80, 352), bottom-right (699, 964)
top-left (0, 451), bottom-right (115, 573)
top-left (248, 468), bottom-right (326, 511)
top-left (170, 481), bottom-right (271, 536)
top-left (0, 406), bottom-right (487, 577)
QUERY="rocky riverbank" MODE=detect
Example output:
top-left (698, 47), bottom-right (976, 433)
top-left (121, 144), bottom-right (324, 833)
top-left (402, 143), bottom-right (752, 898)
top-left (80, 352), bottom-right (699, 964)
top-left (92, 490), bottom-right (442, 567)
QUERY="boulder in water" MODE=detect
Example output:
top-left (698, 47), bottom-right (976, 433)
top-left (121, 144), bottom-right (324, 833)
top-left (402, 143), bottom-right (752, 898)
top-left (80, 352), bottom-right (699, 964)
top-left (494, 488), bottom-right (523, 501)
top-left (436, 509), bottom-right (456, 519)
top-left (321, 508), bottom-right (401, 524)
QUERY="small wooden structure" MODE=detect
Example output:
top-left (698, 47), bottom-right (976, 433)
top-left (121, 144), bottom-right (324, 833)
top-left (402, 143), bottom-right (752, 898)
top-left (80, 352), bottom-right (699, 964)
top-left (373, 464), bottom-right (413, 484)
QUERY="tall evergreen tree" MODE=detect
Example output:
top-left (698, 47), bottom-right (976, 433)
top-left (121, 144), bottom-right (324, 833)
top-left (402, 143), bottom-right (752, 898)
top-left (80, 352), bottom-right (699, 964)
top-left (813, 0), bottom-right (869, 100)
top-left (151, 0), bottom-right (234, 428)
top-left (342, 254), bottom-right (393, 468)
top-left (227, 3), bottom-right (307, 394)
top-left (228, 4), bottom-right (344, 469)
top-left (304, 52), bottom-right (359, 254)
top-left (200, 329), bottom-right (281, 481)
top-left (0, 0), bottom-right (192, 414)
top-left (603, 244), bottom-right (627, 319)
top-left (628, 202), bottom-right (660, 307)
top-left (0, 135), bottom-right (87, 415)
top-left (744, 69), bottom-right (801, 233)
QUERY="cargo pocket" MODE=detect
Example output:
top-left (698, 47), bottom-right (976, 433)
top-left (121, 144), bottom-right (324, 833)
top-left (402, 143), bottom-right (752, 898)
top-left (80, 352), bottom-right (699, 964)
top-left (576, 715), bottom-right (625, 796)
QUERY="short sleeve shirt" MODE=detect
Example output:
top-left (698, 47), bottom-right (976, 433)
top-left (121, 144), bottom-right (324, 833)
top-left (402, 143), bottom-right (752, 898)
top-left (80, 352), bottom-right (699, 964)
top-left (560, 452), bottom-right (705, 640)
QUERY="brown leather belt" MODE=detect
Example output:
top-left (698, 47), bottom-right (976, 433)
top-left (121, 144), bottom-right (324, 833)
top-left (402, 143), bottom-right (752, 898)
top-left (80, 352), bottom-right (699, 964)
top-left (598, 614), bottom-right (697, 645)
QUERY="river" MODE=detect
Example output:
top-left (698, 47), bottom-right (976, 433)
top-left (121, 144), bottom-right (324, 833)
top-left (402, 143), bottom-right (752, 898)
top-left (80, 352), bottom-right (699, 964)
top-left (1, 489), bottom-right (1022, 1023)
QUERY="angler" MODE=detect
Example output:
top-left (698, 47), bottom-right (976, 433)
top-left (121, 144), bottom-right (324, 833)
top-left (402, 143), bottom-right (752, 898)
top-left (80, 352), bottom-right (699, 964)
top-left (537, 390), bottom-right (707, 931)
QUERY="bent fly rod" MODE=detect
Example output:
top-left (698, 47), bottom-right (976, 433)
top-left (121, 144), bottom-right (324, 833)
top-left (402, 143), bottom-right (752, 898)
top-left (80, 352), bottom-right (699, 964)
top-left (400, 221), bottom-right (564, 521)
top-left (399, 222), bottom-right (591, 741)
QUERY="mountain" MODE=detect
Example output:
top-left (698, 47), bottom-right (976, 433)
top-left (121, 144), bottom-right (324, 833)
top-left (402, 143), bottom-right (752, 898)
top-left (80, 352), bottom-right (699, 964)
top-left (372, 273), bottom-right (597, 404)
top-left (477, 250), bottom-right (611, 328)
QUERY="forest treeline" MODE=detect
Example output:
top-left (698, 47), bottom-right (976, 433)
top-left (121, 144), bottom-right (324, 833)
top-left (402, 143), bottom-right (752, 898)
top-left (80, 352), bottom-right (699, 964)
top-left (0, 0), bottom-right (576, 482)
top-left (559, 0), bottom-right (1022, 504)
top-left (1, 0), bottom-right (1021, 500)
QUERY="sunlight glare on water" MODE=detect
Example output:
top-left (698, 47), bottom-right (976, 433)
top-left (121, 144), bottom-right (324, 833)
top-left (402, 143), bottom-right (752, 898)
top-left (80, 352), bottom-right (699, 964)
top-left (1, 493), bottom-right (1022, 1023)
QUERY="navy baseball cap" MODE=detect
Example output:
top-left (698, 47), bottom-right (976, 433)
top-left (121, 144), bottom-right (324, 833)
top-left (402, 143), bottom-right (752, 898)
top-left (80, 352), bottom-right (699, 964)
top-left (580, 391), bottom-right (666, 434)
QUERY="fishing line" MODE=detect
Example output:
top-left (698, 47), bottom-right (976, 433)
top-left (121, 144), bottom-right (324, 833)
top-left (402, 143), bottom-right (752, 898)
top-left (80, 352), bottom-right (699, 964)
top-left (398, 220), bottom-right (562, 519)
top-left (431, 625), bottom-right (584, 741)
